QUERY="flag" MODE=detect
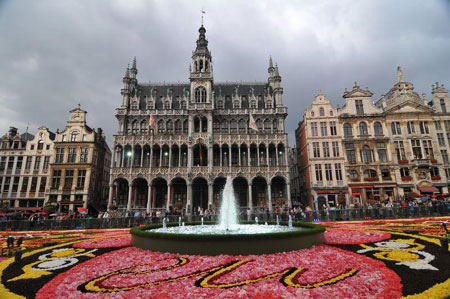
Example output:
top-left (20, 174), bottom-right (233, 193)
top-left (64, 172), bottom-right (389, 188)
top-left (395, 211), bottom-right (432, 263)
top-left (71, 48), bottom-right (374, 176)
top-left (249, 113), bottom-right (258, 131)
top-left (149, 114), bottom-right (155, 129)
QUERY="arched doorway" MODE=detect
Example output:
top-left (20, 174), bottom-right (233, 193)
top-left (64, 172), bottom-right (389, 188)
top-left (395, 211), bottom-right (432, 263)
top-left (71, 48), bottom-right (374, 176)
top-left (233, 177), bottom-right (248, 209)
top-left (192, 177), bottom-right (208, 213)
top-left (171, 177), bottom-right (187, 213)
top-left (252, 177), bottom-right (267, 209)
top-left (213, 177), bottom-right (226, 210)
top-left (152, 178), bottom-right (167, 209)
top-left (113, 178), bottom-right (128, 209)
top-left (271, 176), bottom-right (287, 209)
top-left (317, 196), bottom-right (327, 210)
top-left (132, 178), bottom-right (148, 210)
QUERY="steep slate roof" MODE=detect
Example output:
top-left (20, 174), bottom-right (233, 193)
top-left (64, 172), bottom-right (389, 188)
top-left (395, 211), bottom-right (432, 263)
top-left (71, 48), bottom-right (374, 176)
top-left (136, 82), bottom-right (270, 110)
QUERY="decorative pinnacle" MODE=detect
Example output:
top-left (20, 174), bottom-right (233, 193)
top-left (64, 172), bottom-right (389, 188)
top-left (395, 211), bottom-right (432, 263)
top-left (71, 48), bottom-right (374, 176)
top-left (269, 56), bottom-right (274, 69)
top-left (132, 57), bottom-right (137, 69)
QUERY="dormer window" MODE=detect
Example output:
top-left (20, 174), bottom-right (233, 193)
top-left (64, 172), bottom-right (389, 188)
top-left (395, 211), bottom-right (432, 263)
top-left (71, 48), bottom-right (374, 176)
top-left (250, 100), bottom-right (257, 109)
top-left (233, 100), bottom-right (240, 109)
top-left (131, 101), bottom-right (138, 110)
top-left (181, 100), bottom-right (187, 109)
top-left (148, 100), bottom-right (155, 109)
top-left (217, 100), bottom-right (224, 109)
top-left (70, 132), bottom-right (78, 142)
top-left (164, 101), bottom-right (171, 109)
top-left (265, 100), bottom-right (272, 109)
top-left (319, 107), bottom-right (325, 116)
top-left (355, 100), bottom-right (364, 115)
top-left (37, 140), bottom-right (44, 150)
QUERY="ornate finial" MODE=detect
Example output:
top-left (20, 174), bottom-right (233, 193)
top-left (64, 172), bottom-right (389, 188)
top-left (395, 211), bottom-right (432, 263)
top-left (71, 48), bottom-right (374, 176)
top-left (132, 57), bottom-right (137, 69)
top-left (201, 8), bottom-right (205, 25)
top-left (125, 64), bottom-right (130, 77)
top-left (397, 66), bottom-right (403, 83)
top-left (269, 56), bottom-right (273, 69)
top-left (275, 63), bottom-right (280, 76)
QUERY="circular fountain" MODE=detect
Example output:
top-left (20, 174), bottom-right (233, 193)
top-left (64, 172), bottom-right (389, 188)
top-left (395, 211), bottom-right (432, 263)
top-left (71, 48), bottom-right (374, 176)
top-left (131, 177), bottom-right (325, 255)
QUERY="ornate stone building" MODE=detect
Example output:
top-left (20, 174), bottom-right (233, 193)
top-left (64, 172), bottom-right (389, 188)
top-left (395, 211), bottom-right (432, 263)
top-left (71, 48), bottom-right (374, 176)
top-left (45, 108), bottom-right (111, 214)
top-left (375, 69), bottom-right (449, 199)
top-left (296, 92), bottom-right (348, 209)
top-left (0, 127), bottom-right (49, 211)
top-left (297, 67), bottom-right (450, 207)
top-left (109, 25), bottom-right (290, 214)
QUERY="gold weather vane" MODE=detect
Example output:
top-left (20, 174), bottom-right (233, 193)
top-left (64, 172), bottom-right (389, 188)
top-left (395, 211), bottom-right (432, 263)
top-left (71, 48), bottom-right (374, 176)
top-left (201, 8), bottom-right (205, 25)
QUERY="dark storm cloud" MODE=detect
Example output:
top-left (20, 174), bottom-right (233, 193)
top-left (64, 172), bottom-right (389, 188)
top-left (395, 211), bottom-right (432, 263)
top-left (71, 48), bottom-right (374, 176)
top-left (0, 0), bottom-right (449, 145)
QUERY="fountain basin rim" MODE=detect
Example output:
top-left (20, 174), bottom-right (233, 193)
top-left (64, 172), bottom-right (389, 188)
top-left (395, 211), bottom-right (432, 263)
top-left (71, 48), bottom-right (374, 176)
top-left (131, 221), bottom-right (325, 241)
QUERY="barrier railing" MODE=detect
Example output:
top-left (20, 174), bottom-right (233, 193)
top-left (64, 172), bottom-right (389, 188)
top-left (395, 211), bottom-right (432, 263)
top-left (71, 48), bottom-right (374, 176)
top-left (0, 205), bottom-right (449, 231)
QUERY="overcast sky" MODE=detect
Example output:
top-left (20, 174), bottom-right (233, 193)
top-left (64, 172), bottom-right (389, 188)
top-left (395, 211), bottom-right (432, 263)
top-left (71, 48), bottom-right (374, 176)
top-left (0, 0), bottom-right (449, 146)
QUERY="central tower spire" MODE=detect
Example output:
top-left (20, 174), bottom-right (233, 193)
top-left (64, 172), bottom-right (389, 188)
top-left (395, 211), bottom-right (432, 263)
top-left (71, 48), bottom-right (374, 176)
top-left (190, 24), bottom-right (213, 104)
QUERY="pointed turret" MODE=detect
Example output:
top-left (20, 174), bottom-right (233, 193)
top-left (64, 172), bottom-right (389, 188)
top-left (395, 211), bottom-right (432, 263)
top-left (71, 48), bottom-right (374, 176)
top-left (130, 57), bottom-right (138, 85)
top-left (268, 56), bottom-right (275, 76)
top-left (268, 62), bottom-right (283, 107)
top-left (121, 64), bottom-right (131, 107)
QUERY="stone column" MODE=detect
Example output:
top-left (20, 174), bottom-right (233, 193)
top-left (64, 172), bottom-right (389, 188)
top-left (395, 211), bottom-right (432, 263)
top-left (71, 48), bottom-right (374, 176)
top-left (267, 183), bottom-right (272, 212)
top-left (178, 147), bottom-right (182, 167)
top-left (208, 145), bottom-right (213, 168)
top-left (146, 183), bottom-right (152, 213)
top-left (107, 183), bottom-right (114, 210)
top-left (208, 182), bottom-right (213, 210)
top-left (248, 183), bottom-right (253, 210)
top-left (140, 147), bottom-right (144, 167)
top-left (121, 150), bottom-right (125, 168)
top-left (188, 145), bottom-right (193, 167)
top-left (127, 183), bottom-right (133, 211)
top-left (186, 183), bottom-right (193, 215)
top-left (166, 183), bottom-right (172, 211)
top-left (286, 183), bottom-right (292, 208)
top-left (257, 148), bottom-right (260, 166)
top-left (220, 146), bottom-right (223, 166)
top-left (159, 147), bottom-right (163, 167)
top-left (169, 146), bottom-right (172, 168)
top-left (275, 148), bottom-right (278, 166)
top-left (266, 146), bottom-right (269, 166)
top-left (238, 146), bottom-right (241, 166)
top-left (149, 146), bottom-right (153, 170)
top-left (247, 149), bottom-right (251, 167)
top-left (229, 146), bottom-right (232, 167)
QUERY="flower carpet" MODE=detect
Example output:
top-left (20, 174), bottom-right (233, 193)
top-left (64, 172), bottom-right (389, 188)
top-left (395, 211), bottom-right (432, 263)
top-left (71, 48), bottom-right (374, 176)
top-left (0, 217), bottom-right (449, 298)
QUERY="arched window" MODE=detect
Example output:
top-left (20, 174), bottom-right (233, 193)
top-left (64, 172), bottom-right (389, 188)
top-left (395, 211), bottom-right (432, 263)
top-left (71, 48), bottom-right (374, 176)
top-left (132, 121), bottom-right (139, 134)
top-left (359, 122), bottom-right (368, 136)
top-left (140, 120), bottom-right (147, 134)
top-left (37, 140), bottom-right (44, 150)
top-left (166, 120), bottom-right (173, 132)
top-left (374, 122), bottom-right (383, 135)
top-left (273, 119), bottom-right (278, 132)
top-left (330, 110), bottom-right (334, 116)
top-left (362, 145), bottom-right (372, 163)
top-left (157, 120), bottom-right (164, 133)
top-left (230, 119), bottom-right (238, 133)
top-left (199, 60), bottom-right (203, 72)
top-left (319, 107), bottom-right (325, 116)
top-left (363, 169), bottom-right (377, 178)
top-left (195, 87), bottom-right (207, 103)
top-left (175, 119), bottom-right (182, 133)
top-left (343, 123), bottom-right (353, 137)
top-left (311, 111), bottom-right (315, 117)
top-left (70, 132), bottom-right (78, 142)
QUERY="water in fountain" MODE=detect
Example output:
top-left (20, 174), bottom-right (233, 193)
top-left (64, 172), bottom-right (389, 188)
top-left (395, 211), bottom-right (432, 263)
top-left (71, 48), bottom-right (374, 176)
top-left (149, 177), bottom-right (303, 235)
top-left (219, 176), bottom-right (239, 230)
top-left (276, 215), bottom-right (280, 227)
top-left (288, 215), bottom-right (293, 231)
top-left (162, 217), bottom-right (167, 232)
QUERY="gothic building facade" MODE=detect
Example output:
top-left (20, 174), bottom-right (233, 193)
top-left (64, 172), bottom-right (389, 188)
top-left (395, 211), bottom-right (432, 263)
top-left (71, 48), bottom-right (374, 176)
top-left (108, 25), bottom-right (290, 214)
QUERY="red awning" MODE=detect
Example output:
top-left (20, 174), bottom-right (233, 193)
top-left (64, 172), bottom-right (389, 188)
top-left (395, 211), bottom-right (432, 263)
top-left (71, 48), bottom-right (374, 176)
top-left (352, 192), bottom-right (361, 196)
top-left (351, 185), bottom-right (374, 189)
top-left (418, 187), bottom-right (439, 193)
